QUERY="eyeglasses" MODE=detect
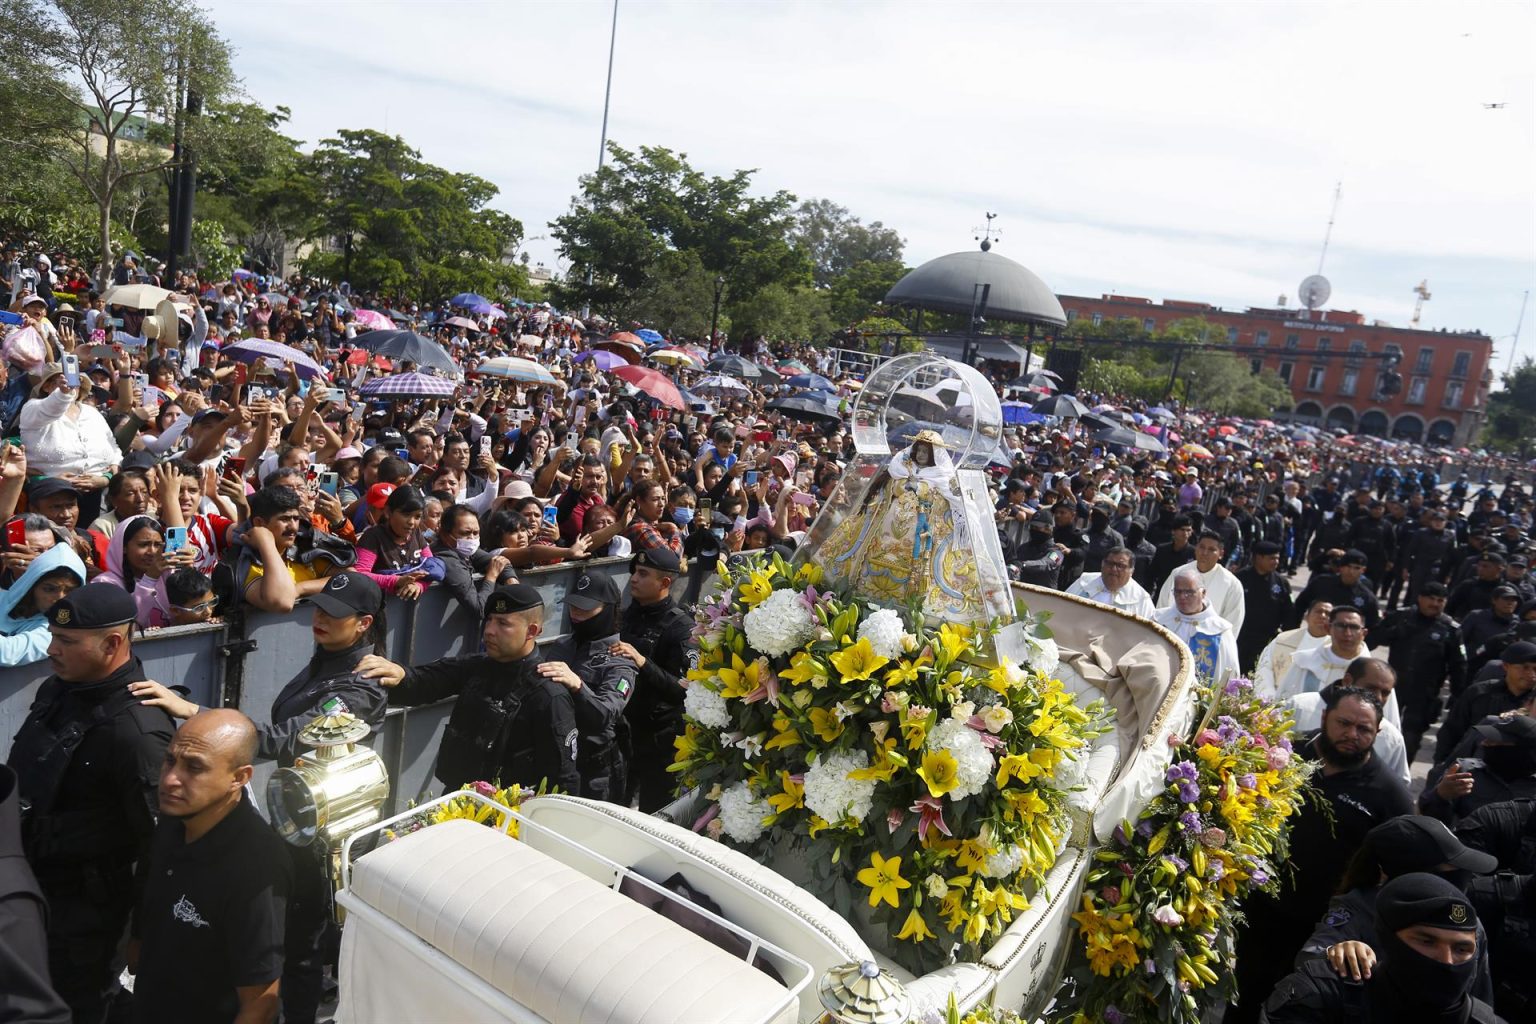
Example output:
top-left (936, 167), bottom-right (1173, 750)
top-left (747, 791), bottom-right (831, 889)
top-left (171, 600), bottom-right (216, 614)
top-left (1331, 623), bottom-right (1364, 632)
top-left (1172, 589), bottom-right (1201, 597)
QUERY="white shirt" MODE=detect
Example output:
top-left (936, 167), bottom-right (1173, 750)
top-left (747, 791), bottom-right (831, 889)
top-left (18, 390), bottom-right (122, 477)
top-left (1067, 573), bottom-right (1155, 619)
top-left (1153, 604), bottom-right (1240, 686)
top-left (1253, 626), bottom-right (1329, 699)
top-left (1289, 691), bottom-right (1411, 786)
top-left (1277, 642), bottom-right (1385, 702)
top-left (1158, 562), bottom-right (1245, 634)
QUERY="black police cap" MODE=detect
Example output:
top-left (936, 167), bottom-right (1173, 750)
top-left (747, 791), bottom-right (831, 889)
top-left (485, 583), bottom-right (543, 617)
top-left (634, 546), bottom-right (682, 575)
top-left (566, 569), bottom-right (620, 611)
top-left (309, 570), bottom-right (384, 619)
top-left (47, 584), bottom-right (136, 630)
top-left (1376, 872), bottom-right (1478, 933)
top-left (1251, 540), bottom-right (1282, 556)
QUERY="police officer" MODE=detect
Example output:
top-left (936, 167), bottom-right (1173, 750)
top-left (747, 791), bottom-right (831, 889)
top-left (1456, 796), bottom-right (1536, 873)
top-left (1450, 552), bottom-right (1510, 620)
top-left (1237, 539), bottom-right (1293, 673)
top-left (1399, 507), bottom-right (1458, 602)
top-left (1008, 509), bottom-right (1065, 589)
top-left (1371, 581), bottom-right (1467, 762)
top-left (1422, 714), bottom-right (1536, 826)
top-left (1466, 869), bottom-right (1536, 1019)
top-left (0, 764), bottom-right (69, 1023)
top-left (1292, 549), bottom-right (1381, 629)
top-left (1260, 873), bottom-right (1505, 1023)
top-left (360, 583), bottom-right (581, 793)
top-left (543, 568), bottom-right (637, 803)
top-left (1435, 641), bottom-right (1536, 764)
top-left (5, 585), bottom-right (175, 1023)
top-left (613, 547), bottom-right (695, 812)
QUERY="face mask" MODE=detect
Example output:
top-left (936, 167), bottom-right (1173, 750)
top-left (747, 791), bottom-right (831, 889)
top-left (672, 507), bottom-right (695, 526)
top-left (1482, 744), bottom-right (1536, 780)
top-left (1375, 924), bottom-right (1477, 1021)
top-left (570, 606), bottom-right (615, 644)
top-left (455, 537), bottom-right (479, 558)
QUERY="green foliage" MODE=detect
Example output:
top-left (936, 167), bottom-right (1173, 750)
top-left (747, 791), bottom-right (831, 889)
top-left (790, 198), bottom-right (904, 289)
top-left (1081, 357), bottom-right (1163, 400)
top-left (729, 282), bottom-right (832, 343)
top-left (827, 259), bottom-right (908, 326)
top-left (551, 143), bottom-right (810, 335)
top-left (193, 101), bottom-right (309, 272)
top-left (299, 128), bottom-right (527, 299)
top-left (1482, 357), bottom-right (1536, 456)
top-left (190, 219), bottom-right (240, 280)
top-left (1183, 349), bottom-right (1293, 417)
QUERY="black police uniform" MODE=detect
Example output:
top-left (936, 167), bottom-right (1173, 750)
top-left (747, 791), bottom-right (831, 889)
top-left (1462, 608), bottom-right (1517, 661)
top-left (1236, 561), bottom-right (1294, 673)
top-left (544, 628), bottom-right (637, 804)
top-left (1449, 575), bottom-right (1505, 620)
top-left (1457, 797), bottom-right (1536, 873)
top-left (1149, 540), bottom-right (1196, 597)
top-left (1291, 571), bottom-right (1381, 629)
top-left (1435, 679), bottom-right (1532, 764)
top-left (1421, 752), bottom-right (1536, 827)
top-left (620, 582), bottom-right (696, 812)
top-left (133, 792), bottom-right (290, 1024)
top-left (1400, 524), bottom-right (1458, 598)
top-left (1009, 529), bottom-right (1064, 589)
top-left (6, 590), bottom-right (173, 1024)
top-left (1372, 606), bottom-right (1467, 760)
top-left (1467, 871), bottom-right (1536, 1021)
top-left (1259, 957), bottom-right (1504, 1024)
top-left (0, 765), bottom-right (69, 1024)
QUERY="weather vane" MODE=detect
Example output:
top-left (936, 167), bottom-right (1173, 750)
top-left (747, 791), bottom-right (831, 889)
top-left (974, 212), bottom-right (1000, 252)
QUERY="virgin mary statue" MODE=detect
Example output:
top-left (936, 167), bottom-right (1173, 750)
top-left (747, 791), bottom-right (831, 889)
top-left (816, 430), bottom-right (990, 622)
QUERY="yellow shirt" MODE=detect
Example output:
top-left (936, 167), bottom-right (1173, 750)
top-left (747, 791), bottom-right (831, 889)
top-left (244, 557), bottom-right (331, 590)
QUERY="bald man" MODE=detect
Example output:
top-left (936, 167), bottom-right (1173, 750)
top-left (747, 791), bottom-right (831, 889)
top-left (133, 710), bottom-right (290, 1024)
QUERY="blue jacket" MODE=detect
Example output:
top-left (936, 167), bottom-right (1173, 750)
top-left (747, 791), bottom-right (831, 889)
top-left (0, 543), bottom-right (88, 667)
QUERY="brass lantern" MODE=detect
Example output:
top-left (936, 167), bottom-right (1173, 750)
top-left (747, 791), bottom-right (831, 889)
top-left (817, 959), bottom-right (912, 1024)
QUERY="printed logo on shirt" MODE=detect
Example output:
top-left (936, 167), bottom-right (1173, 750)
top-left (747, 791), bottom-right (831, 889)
top-left (564, 728), bottom-right (579, 763)
top-left (1353, 597), bottom-right (1364, 606)
top-left (1323, 906), bottom-right (1353, 927)
top-left (173, 895), bottom-right (210, 929)
top-left (321, 696), bottom-right (351, 715)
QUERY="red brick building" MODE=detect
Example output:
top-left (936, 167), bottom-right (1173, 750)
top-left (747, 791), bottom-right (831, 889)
top-left (1056, 293), bottom-right (1495, 446)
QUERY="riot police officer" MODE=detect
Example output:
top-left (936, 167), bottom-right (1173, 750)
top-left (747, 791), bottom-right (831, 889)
top-left (360, 583), bottom-right (581, 794)
top-left (1009, 509), bottom-right (1065, 589)
top-left (543, 568), bottom-right (637, 803)
top-left (1371, 581), bottom-right (1468, 761)
top-left (6, 586), bottom-right (175, 1023)
top-left (614, 546), bottom-right (695, 812)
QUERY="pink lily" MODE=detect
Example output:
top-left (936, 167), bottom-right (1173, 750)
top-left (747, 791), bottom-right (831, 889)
top-left (908, 796), bottom-right (952, 843)
top-left (797, 585), bottom-right (823, 612)
top-left (887, 807), bottom-right (906, 834)
top-left (693, 802), bottom-right (720, 834)
top-left (966, 715), bottom-right (1007, 750)
top-left (743, 668), bottom-right (782, 707)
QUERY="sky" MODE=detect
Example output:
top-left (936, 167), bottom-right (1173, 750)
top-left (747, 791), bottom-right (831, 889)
top-left (208, 0), bottom-right (1535, 368)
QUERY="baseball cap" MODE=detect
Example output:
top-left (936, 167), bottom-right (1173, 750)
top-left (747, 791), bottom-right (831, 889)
top-left (366, 483), bottom-right (396, 509)
top-left (1376, 873), bottom-right (1479, 934)
top-left (1493, 585), bottom-right (1520, 601)
top-left (1367, 816), bottom-right (1496, 877)
top-left (1480, 551), bottom-right (1507, 564)
top-left (309, 571), bottom-right (384, 619)
top-left (634, 545), bottom-right (682, 575)
top-left (25, 476), bottom-right (80, 502)
top-left (47, 585), bottom-right (136, 630)
top-left (1473, 713), bottom-right (1536, 746)
top-left (485, 583), bottom-right (542, 616)
top-left (1498, 640), bottom-right (1536, 665)
top-left (566, 569), bottom-right (620, 611)
top-left (1339, 549), bottom-right (1368, 566)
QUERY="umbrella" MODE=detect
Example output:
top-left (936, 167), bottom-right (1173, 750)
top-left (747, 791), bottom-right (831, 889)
top-left (360, 372), bottom-right (458, 399)
top-left (609, 331), bottom-right (644, 346)
top-left (1145, 406), bottom-right (1176, 421)
top-left (1001, 402), bottom-right (1047, 425)
top-left (352, 329), bottom-right (460, 376)
top-left (1179, 442), bottom-right (1215, 459)
top-left (517, 334), bottom-right (545, 350)
top-left (351, 309), bottom-right (393, 331)
top-left (449, 292), bottom-right (490, 308)
top-left (574, 350), bottom-right (627, 371)
top-left (678, 388), bottom-right (714, 414)
top-left (785, 373), bottom-right (834, 392)
top-left (693, 374), bottom-right (750, 395)
top-left (707, 355), bottom-right (770, 381)
top-left (594, 337), bottom-right (644, 364)
top-left (101, 283), bottom-right (171, 310)
top-left (1131, 431), bottom-right (1168, 453)
top-left (475, 356), bottom-right (559, 386)
top-left (1032, 393), bottom-right (1091, 418)
top-left (777, 359), bottom-right (812, 375)
top-left (766, 391), bottom-right (843, 424)
top-left (231, 268), bottom-right (255, 280)
top-left (386, 311), bottom-right (413, 324)
top-left (445, 316), bottom-right (480, 331)
top-left (649, 348), bottom-right (700, 368)
top-left (1088, 423), bottom-right (1142, 448)
top-left (224, 340), bottom-right (329, 380)
top-left (635, 328), bottom-right (665, 344)
top-left (611, 364), bottom-right (685, 410)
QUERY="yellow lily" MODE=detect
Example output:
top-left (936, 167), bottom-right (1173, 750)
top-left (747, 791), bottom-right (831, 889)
top-left (856, 851), bottom-right (911, 909)
top-left (936, 622), bottom-right (973, 664)
top-left (828, 637), bottom-right (890, 683)
top-left (779, 650), bottom-right (828, 689)
top-left (895, 908), bottom-right (936, 943)
top-left (765, 771), bottom-right (805, 815)
top-left (716, 653), bottom-right (761, 700)
top-left (807, 706), bottom-right (844, 743)
top-left (917, 748), bottom-right (961, 798)
top-left (739, 568), bottom-right (777, 608)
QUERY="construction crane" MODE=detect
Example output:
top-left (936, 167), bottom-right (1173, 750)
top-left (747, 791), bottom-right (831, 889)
top-left (1411, 279), bottom-right (1432, 328)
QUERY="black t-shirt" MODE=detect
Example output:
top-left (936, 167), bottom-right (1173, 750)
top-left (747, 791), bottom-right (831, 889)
top-left (134, 793), bottom-right (291, 1024)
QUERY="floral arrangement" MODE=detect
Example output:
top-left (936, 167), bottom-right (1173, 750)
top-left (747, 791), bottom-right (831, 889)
top-left (671, 552), bottom-right (1111, 975)
top-left (915, 993), bottom-right (1024, 1024)
top-left (1055, 678), bottom-right (1314, 1024)
top-left (385, 780), bottom-right (552, 841)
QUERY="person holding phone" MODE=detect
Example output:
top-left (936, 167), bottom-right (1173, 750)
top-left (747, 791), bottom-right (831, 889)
top-left (19, 344), bottom-right (122, 524)
top-left (88, 514), bottom-right (193, 628)
top-left (351, 486), bottom-right (444, 600)
top-left (0, 517), bottom-right (87, 667)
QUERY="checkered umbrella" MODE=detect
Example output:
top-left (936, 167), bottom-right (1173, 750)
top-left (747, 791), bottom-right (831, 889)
top-left (359, 372), bottom-right (457, 399)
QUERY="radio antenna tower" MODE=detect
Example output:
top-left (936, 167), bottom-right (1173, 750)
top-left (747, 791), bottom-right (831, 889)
top-left (1316, 181), bottom-right (1342, 275)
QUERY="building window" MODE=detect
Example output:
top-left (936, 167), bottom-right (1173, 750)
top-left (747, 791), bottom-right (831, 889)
top-left (1444, 381), bottom-right (1463, 409)
top-left (1285, 333), bottom-right (1300, 349)
top-left (1384, 343), bottom-right (1402, 359)
top-left (1255, 330), bottom-right (1269, 346)
top-left (1316, 338), bottom-right (1331, 352)
top-left (1306, 365), bottom-right (1326, 391)
top-left (1226, 326), bottom-right (1239, 342)
top-left (1407, 377), bottom-right (1427, 404)
top-left (1091, 313), bottom-right (1103, 326)
top-left (1143, 318), bottom-right (1156, 332)
top-left (1279, 362), bottom-right (1294, 383)
top-left (1250, 358), bottom-right (1263, 375)
top-left (1415, 347), bottom-right (1433, 374)
top-left (1339, 368), bottom-right (1358, 396)
top-left (1348, 340), bottom-right (1366, 354)
top-left (1451, 351), bottom-right (1470, 377)
top-left (1065, 309), bottom-right (1078, 322)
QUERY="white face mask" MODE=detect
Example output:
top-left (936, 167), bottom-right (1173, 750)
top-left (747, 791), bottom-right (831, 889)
top-left (455, 537), bottom-right (479, 557)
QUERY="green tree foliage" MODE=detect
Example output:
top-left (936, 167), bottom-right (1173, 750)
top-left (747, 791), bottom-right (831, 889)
top-left (194, 101), bottom-right (309, 273)
top-left (190, 219), bottom-right (240, 280)
top-left (1183, 349), bottom-right (1293, 417)
top-left (1080, 358), bottom-right (1163, 401)
top-left (791, 198), bottom-right (904, 288)
top-left (298, 129), bottom-right (527, 299)
top-left (1483, 357), bottom-right (1536, 456)
top-left (3, 0), bottom-right (236, 285)
top-left (551, 144), bottom-right (810, 336)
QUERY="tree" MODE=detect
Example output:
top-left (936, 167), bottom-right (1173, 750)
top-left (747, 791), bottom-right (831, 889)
top-left (299, 129), bottom-right (527, 299)
top-left (1183, 349), bottom-right (1293, 417)
top-left (791, 198), bottom-right (904, 289)
top-left (1483, 357), bottom-right (1536, 456)
top-left (194, 101), bottom-right (309, 273)
top-left (4, 0), bottom-right (237, 285)
top-left (827, 259), bottom-right (908, 326)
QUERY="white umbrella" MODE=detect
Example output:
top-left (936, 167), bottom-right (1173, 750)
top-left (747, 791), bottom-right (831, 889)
top-left (693, 373), bottom-right (749, 395)
top-left (101, 283), bottom-right (172, 310)
top-left (517, 334), bottom-right (545, 350)
top-left (476, 356), bottom-right (559, 386)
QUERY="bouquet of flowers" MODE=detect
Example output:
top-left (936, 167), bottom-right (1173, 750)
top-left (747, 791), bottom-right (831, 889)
top-left (671, 552), bottom-right (1111, 975)
top-left (1055, 677), bottom-right (1315, 1024)
top-left (385, 779), bottom-right (554, 841)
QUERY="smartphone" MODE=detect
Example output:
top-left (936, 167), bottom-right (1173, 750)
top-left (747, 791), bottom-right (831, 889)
top-left (317, 471), bottom-right (339, 496)
top-left (394, 448), bottom-right (411, 462)
top-left (744, 470), bottom-right (759, 486)
top-left (131, 372), bottom-right (149, 392)
top-left (0, 311), bottom-right (23, 327)
top-left (221, 456), bottom-right (247, 481)
top-left (479, 435), bottom-right (492, 457)
top-left (776, 430), bottom-right (787, 441)
top-left (61, 354), bottom-right (80, 388)
top-left (105, 317), bottom-right (124, 328)
top-left (792, 492), bottom-right (816, 506)
top-left (163, 526), bottom-right (188, 553)
top-left (5, 519), bottom-right (26, 548)
top-left (322, 386), bottom-right (346, 404)
top-left (698, 497), bottom-right (714, 522)
top-left (541, 504), bottom-right (559, 527)
top-left (58, 313), bottom-right (77, 334)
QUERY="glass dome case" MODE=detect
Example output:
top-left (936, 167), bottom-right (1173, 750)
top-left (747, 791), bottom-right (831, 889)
top-left (798, 353), bottom-right (1014, 628)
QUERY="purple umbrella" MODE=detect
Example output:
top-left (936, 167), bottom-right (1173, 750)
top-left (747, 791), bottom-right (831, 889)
top-left (223, 339), bottom-right (329, 380)
top-left (359, 371), bottom-right (458, 399)
top-left (574, 349), bottom-right (626, 371)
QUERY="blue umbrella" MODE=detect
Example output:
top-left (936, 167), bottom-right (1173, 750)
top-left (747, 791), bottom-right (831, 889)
top-left (574, 350), bottom-right (627, 371)
top-left (785, 373), bottom-right (834, 392)
top-left (1001, 402), bottom-right (1047, 425)
top-left (636, 328), bottom-right (665, 344)
top-left (449, 292), bottom-right (489, 308)
top-left (1146, 406), bottom-right (1175, 421)
top-left (352, 329), bottom-right (460, 377)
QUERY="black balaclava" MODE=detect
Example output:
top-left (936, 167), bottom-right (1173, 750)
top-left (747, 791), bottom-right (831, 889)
top-left (1481, 740), bottom-right (1536, 781)
top-left (570, 606), bottom-right (615, 645)
top-left (1371, 873), bottom-right (1479, 1024)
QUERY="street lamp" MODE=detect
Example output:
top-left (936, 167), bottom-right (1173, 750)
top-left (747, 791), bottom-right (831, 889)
top-left (710, 274), bottom-right (725, 345)
top-left (1185, 369), bottom-right (1199, 409)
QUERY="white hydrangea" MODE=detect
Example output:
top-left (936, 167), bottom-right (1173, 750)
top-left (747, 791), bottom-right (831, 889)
top-left (744, 589), bottom-right (816, 657)
top-left (982, 843), bottom-right (1026, 879)
top-left (803, 750), bottom-right (876, 825)
top-left (683, 683), bottom-right (731, 729)
top-left (928, 719), bottom-right (994, 801)
top-left (718, 782), bottom-right (771, 844)
top-left (1022, 632), bottom-right (1060, 676)
top-left (857, 608), bottom-right (908, 660)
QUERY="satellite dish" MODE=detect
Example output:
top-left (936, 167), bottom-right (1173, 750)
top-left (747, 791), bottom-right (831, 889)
top-left (1298, 275), bottom-right (1331, 311)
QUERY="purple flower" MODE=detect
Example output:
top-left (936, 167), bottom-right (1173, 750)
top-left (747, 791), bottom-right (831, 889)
top-left (1237, 773), bottom-right (1257, 790)
top-left (1224, 677), bottom-right (1253, 695)
top-left (1178, 781), bottom-right (1200, 803)
top-left (1207, 858), bottom-right (1226, 882)
top-left (1104, 1007), bottom-right (1127, 1024)
top-left (1113, 823), bottom-right (1129, 846)
top-left (1167, 854), bottom-right (1189, 873)
top-left (1179, 811), bottom-right (1203, 832)
top-left (1166, 761), bottom-right (1198, 785)
top-left (1251, 866), bottom-right (1271, 885)
top-left (1144, 958), bottom-right (1158, 975)
top-left (1215, 715), bottom-right (1249, 744)
top-left (1136, 820), bottom-right (1155, 838)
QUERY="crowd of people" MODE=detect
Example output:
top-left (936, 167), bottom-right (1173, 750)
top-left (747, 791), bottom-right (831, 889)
top-left (2, 242), bottom-right (1535, 1022)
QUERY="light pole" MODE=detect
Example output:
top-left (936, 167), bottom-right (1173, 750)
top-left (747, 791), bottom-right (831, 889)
top-left (710, 275), bottom-right (725, 346)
